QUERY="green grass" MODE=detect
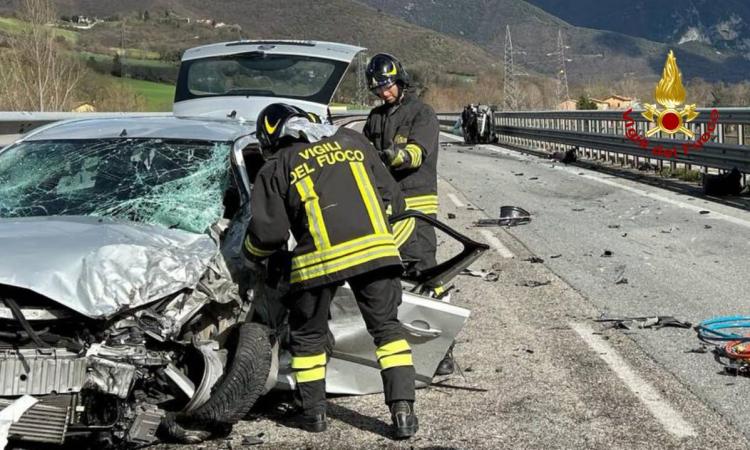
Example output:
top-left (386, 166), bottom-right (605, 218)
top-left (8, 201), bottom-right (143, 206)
top-left (79, 51), bottom-right (176, 68)
top-left (0, 17), bottom-right (78, 43)
top-left (118, 77), bottom-right (174, 111)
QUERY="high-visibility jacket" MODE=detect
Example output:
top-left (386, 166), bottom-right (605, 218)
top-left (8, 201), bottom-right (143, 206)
top-left (363, 91), bottom-right (440, 216)
top-left (243, 128), bottom-right (413, 289)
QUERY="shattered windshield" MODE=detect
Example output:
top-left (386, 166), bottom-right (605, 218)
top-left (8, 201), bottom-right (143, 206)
top-left (0, 139), bottom-right (231, 234)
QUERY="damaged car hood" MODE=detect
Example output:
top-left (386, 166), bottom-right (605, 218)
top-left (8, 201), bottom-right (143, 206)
top-left (0, 216), bottom-right (218, 318)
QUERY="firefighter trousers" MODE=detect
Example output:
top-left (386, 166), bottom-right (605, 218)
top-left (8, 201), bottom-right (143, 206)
top-left (400, 214), bottom-right (438, 272)
top-left (286, 267), bottom-right (416, 415)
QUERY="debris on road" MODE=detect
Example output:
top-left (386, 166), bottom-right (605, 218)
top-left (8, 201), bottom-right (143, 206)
top-left (704, 225), bottom-right (712, 229)
top-left (549, 149), bottom-right (577, 164)
top-left (518, 280), bottom-right (551, 288)
top-left (447, 213), bottom-right (456, 219)
top-left (601, 250), bottom-right (613, 257)
top-left (241, 434), bottom-right (265, 446)
top-left (613, 264), bottom-right (627, 284)
top-left (473, 206), bottom-right (531, 227)
top-left (596, 315), bottom-right (692, 330)
top-left (607, 224), bottom-right (620, 229)
top-left (699, 210), bottom-right (710, 215)
top-left (529, 177), bottom-right (539, 180)
top-left (572, 208), bottom-right (585, 212)
top-left (524, 256), bottom-right (544, 264)
top-left (460, 269), bottom-right (499, 282)
top-left (550, 254), bottom-right (562, 259)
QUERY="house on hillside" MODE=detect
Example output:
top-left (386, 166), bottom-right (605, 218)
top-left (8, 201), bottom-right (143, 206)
top-left (558, 99), bottom-right (577, 110)
top-left (589, 98), bottom-right (611, 110)
top-left (600, 95), bottom-right (636, 109)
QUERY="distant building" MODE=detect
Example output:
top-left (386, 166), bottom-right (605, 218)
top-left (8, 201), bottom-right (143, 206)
top-left (558, 99), bottom-right (577, 110)
top-left (600, 95), bottom-right (636, 110)
top-left (588, 98), bottom-right (611, 110)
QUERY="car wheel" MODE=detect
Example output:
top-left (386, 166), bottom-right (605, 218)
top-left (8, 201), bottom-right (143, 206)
top-left (162, 322), bottom-right (273, 442)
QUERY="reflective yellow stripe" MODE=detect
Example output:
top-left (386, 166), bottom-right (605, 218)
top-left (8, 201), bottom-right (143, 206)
top-left (409, 205), bottom-right (438, 214)
top-left (291, 353), bottom-right (327, 369)
top-left (243, 235), bottom-right (275, 257)
top-left (405, 194), bottom-right (439, 215)
top-left (392, 217), bottom-right (415, 248)
top-left (291, 233), bottom-right (395, 270)
top-left (405, 195), bottom-right (438, 208)
top-left (350, 162), bottom-right (388, 235)
top-left (295, 366), bottom-right (326, 383)
top-left (376, 339), bottom-right (411, 359)
top-left (295, 177), bottom-right (331, 250)
top-left (379, 353), bottom-right (414, 369)
top-left (405, 144), bottom-right (422, 168)
top-left (291, 245), bottom-right (400, 284)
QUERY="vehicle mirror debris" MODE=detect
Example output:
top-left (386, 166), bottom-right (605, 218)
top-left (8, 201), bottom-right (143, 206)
top-left (473, 206), bottom-right (531, 227)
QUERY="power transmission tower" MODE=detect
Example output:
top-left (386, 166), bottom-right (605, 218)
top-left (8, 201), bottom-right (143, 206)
top-left (356, 50), bottom-right (368, 107)
top-left (554, 29), bottom-right (570, 108)
top-left (502, 25), bottom-right (519, 111)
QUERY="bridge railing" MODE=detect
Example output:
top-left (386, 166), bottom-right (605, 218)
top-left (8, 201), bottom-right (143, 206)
top-left (498, 109), bottom-right (750, 175)
top-left (439, 109), bottom-right (750, 175)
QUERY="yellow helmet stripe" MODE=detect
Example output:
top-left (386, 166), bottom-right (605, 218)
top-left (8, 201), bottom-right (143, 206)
top-left (265, 116), bottom-right (281, 134)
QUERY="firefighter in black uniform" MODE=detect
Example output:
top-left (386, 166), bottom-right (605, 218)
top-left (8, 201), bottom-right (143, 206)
top-left (362, 54), bottom-right (455, 376)
top-left (243, 104), bottom-right (418, 439)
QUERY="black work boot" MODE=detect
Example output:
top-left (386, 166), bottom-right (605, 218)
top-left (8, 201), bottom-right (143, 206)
top-left (284, 410), bottom-right (327, 433)
top-left (390, 401), bottom-right (418, 439)
top-left (434, 343), bottom-right (455, 376)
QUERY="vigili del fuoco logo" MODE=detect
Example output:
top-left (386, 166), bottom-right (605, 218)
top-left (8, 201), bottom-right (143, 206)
top-left (623, 50), bottom-right (719, 158)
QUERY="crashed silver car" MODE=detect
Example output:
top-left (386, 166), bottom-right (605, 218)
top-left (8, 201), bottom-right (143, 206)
top-left (0, 40), bottom-right (486, 446)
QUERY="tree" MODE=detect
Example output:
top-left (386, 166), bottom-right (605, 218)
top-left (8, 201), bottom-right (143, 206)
top-left (0, 0), bottom-right (83, 111)
top-left (111, 53), bottom-right (123, 78)
top-left (576, 95), bottom-right (598, 110)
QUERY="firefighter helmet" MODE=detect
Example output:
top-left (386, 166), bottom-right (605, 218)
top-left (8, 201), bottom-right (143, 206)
top-left (365, 53), bottom-right (409, 90)
top-left (290, 105), bottom-right (323, 124)
top-left (256, 103), bottom-right (307, 152)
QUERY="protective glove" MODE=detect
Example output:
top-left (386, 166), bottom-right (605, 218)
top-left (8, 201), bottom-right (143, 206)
top-left (382, 146), bottom-right (405, 168)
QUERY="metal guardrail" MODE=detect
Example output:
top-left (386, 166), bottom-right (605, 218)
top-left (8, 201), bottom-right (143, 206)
top-left (437, 109), bottom-right (750, 176)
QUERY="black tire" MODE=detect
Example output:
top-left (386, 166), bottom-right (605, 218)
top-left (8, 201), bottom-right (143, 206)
top-left (172, 322), bottom-right (273, 434)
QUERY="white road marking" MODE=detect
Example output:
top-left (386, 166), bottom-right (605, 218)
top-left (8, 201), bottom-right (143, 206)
top-left (447, 137), bottom-right (750, 231)
top-left (570, 322), bottom-right (697, 439)
top-left (447, 193), bottom-right (465, 208)
top-left (479, 229), bottom-right (514, 258)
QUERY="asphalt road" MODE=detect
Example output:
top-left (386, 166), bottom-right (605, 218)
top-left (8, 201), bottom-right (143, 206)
top-left (166, 133), bottom-right (750, 449)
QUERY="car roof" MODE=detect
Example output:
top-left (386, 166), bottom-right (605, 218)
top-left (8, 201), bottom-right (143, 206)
top-left (23, 116), bottom-right (255, 142)
top-left (181, 40), bottom-right (364, 63)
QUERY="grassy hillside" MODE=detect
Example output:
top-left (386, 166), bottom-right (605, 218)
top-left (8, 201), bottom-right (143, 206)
top-left (119, 77), bottom-right (174, 111)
